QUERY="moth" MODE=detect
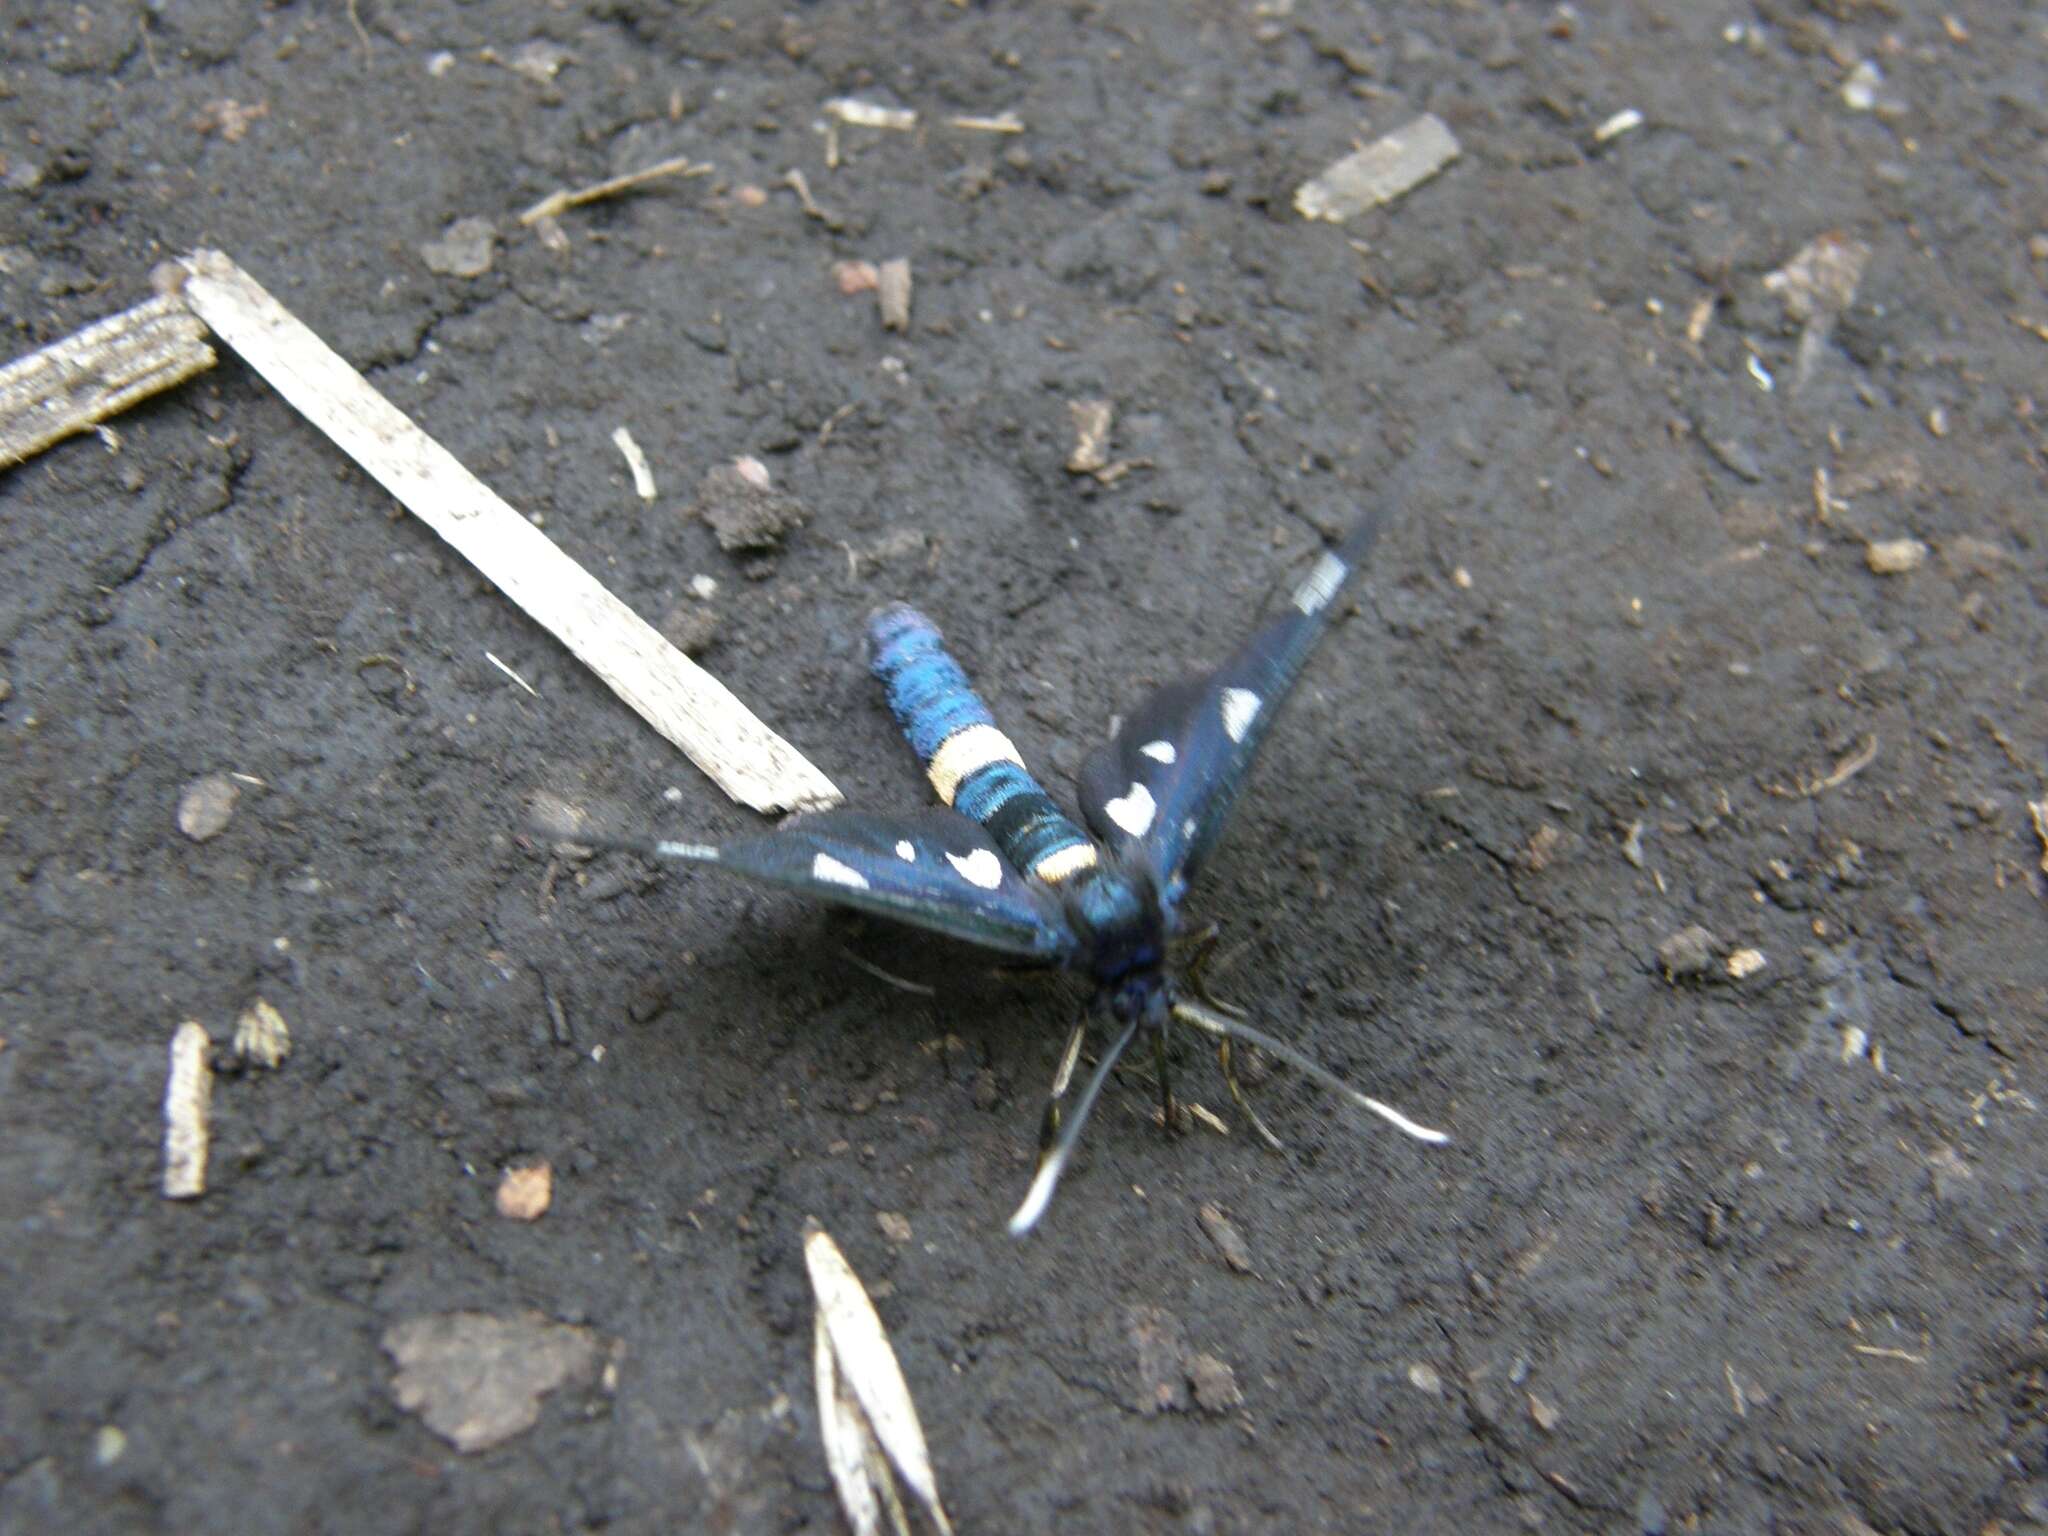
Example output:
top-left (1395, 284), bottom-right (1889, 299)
top-left (562, 513), bottom-right (1445, 1233)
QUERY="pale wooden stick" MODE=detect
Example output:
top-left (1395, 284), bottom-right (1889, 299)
top-left (174, 249), bottom-right (841, 816)
top-left (0, 288), bottom-right (215, 469)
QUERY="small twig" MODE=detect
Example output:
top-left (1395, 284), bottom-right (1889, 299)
top-left (816, 401), bottom-right (859, 447)
top-left (1851, 1345), bottom-right (1928, 1364)
top-left (345, 0), bottom-right (371, 63)
top-left (519, 156), bottom-right (713, 226)
top-left (1809, 734), bottom-right (1879, 795)
top-left (783, 168), bottom-right (844, 230)
top-left (611, 425), bottom-right (656, 501)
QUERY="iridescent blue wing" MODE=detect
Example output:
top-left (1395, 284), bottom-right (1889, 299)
top-left (642, 808), bottom-right (1080, 964)
top-left (1078, 516), bottom-right (1381, 911)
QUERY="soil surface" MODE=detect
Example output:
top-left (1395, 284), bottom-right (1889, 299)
top-left (4, 3), bottom-right (2046, 1533)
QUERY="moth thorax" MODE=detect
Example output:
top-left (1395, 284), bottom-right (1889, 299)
top-left (1066, 868), bottom-right (1164, 984)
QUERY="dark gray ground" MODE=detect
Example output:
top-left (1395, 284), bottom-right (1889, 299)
top-left (4, 2), bottom-right (2046, 1532)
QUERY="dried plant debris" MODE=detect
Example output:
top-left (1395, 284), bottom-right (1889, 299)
top-left (1063, 399), bottom-right (1148, 484)
top-left (826, 98), bottom-right (918, 131)
top-left (518, 155), bottom-right (711, 226)
top-left (162, 1021), bottom-right (213, 1199)
top-left (805, 1222), bottom-right (953, 1536)
top-left (877, 258), bottom-right (913, 332)
top-left (1066, 399), bottom-right (1114, 474)
top-left (1294, 113), bottom-right (1461, 223)
top-left (947, 111), bottom-right (1024, 134)
top-left (496, 1162), bottom-right (553, 1221)
top-left (692, 456), bottom-right (806, 553)
top-left (383, 1311), bottom-right (608, 1453)
top-left (1592, 107), bottom-right (1643, 144)
top-left (1763, 233), bottom-right (1872, 390)
top-left (612, 426), bottom-right (656, 502)
top-left (0, 287), bottom-right (214, 470)
top-left (233, 998), bottom-right (291, 1068)
top-left (176, 773), bottom-right (239, 841)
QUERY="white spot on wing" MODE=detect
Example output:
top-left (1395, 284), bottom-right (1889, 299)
top-left (1293, 550), bottom-right (1348, 615)
top-left (1220, 687), bottom-right (1261, 743)
top-left (1138, 739), bottom-right (1176, 764)
top-left (946, 847), bottom-right (1005, 889)
top-left (1103, 782), bottom-right (1157, 837)
top-left (894, 840), bottom-right (916, 861)
top-left (811, 852), bottom-right (870, 890)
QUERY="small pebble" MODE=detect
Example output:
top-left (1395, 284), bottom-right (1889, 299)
top-left (1187, 1353), bottom-right (1242, 1413)
top-left (833, 259), bottom-right (879, 295)
top-left (420, 216), bottom-right (497, 278)
top-left (876, 1211), bottom-right (912, 1244)
top-left (177, 774), bottom-right (239, 841)
top-left (496, 1162), bottom-right (552, 1221)
top-left (1197, 1204), bottom-right (1254, 1273)
top-left (1407, 1362), bottom-right (1442, 1395)
top-left (1657, 924), bottom-right (1718, 980)
top-left (1865, 538), bottom-right (1928, 575)
top-left (93, 1426), bottom-right (126, 1466)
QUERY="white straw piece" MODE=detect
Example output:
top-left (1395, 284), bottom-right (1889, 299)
top-left (804, 1223), bottom-right (953, 1536)
top-left (173, 250), bottom-right (840, 816)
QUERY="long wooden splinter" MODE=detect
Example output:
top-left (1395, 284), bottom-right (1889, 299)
top-left (174, 249), bottom-right (841, 817)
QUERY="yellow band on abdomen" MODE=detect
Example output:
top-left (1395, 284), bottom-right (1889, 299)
top-left (926, 723), bottom-right (1023, 806)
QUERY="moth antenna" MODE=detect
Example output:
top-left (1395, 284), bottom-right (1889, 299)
top-left (1007, 1015), bottom-right (1142, 1237)
top-left (1170, 999), bottom-right (1449, 1145)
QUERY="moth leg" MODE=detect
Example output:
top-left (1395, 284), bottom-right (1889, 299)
top-left (1036, 1014), bottom-right (1090, 1156)
top-left (1218, 1035), bottom-right (1287, 1153)
top-left (1184, 930), bottom-right (1253, 1013)
top-left (1152, 1013), bottom-right (1181, 1135)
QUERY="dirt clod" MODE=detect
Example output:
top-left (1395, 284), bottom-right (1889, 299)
top-left (692, 460), bottom-right (805, 553)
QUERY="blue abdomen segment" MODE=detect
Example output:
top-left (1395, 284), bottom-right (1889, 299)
top-left (868, 603), bottom-right (1098, 884)
top-left (868, 602), bottom-right (996, 762)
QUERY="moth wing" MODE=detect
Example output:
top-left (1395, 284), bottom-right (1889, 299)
top-left (1079, 517), bottom-right (1380, 908)
top-left (655, 808), bottom-right (1079, 963)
